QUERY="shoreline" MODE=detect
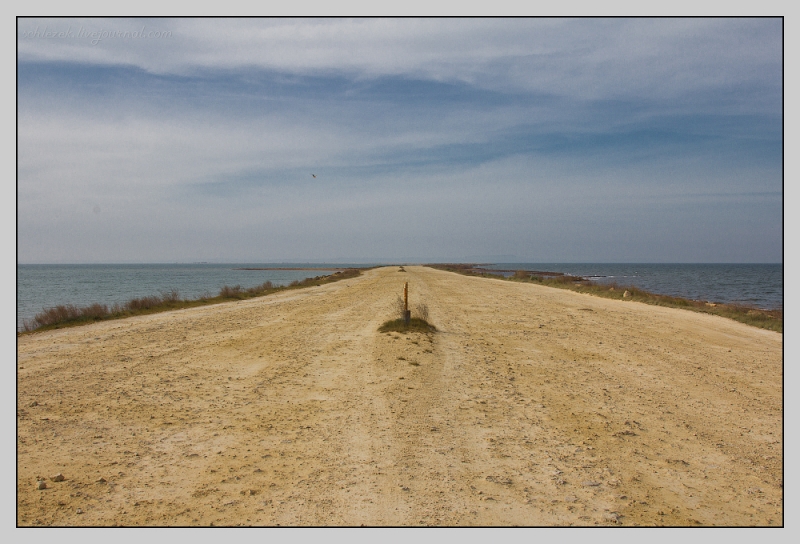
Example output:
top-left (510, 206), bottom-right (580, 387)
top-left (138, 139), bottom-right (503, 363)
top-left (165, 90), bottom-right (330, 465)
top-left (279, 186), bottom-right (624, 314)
top-left (18, 268), bottom-right (363, 334)
top-left (18, 264), bottom-right (782, 334)
top-left (428, 264), bottom-right (782, 333)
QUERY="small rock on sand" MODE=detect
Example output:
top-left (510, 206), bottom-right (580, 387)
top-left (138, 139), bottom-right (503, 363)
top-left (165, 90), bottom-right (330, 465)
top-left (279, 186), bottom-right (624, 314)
top-left (486, 475), bottom-right (513, 485)
top-left (51, 473), bottom-right (65, 482)
top-left (37, 480), bottom-right (47, 490)
top-left (603, 512), bottom-right (621, 523)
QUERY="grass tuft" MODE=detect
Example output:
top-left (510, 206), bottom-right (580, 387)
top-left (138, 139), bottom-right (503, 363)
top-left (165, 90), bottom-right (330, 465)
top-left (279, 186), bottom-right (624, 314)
top-left (378, 317), bottom-right (437, 334)
top-left (414, 303), bottom-right (430, 322)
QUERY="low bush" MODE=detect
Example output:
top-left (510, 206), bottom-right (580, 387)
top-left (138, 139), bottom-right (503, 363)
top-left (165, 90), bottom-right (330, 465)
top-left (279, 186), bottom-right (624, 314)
top-left (378, 317), bottom-right (437, 334)
top-left (219, 285), bottom-right (244, 298)
top-left (20, 268), bottom-right (365, 334)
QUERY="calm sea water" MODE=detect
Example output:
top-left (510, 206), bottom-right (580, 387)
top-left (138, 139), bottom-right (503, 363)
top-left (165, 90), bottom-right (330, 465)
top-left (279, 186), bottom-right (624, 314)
top-left (488, 263), bottom-right (783, 311)
top-left (16, 263), bottom-right (375, 331)
top-left (16, 263), bottom-right (782, 331)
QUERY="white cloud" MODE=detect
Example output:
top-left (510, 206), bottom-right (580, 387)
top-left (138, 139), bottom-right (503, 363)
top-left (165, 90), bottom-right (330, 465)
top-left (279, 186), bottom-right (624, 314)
top-left (17, 18), bottom-right (781, 105)
top-left (15, 17), bottom-right (783, 263)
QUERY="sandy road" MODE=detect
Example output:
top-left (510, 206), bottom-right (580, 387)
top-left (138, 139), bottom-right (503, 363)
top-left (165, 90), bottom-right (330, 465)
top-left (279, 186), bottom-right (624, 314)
top-left (17, 266), bottom-right (782, 526)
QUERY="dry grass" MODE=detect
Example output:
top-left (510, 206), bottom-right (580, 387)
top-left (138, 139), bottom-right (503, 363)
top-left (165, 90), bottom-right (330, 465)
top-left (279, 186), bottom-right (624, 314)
top-left (380, 294), bottom-right (435, 333)
top-left (378, 317), bottom-right (437, 334)
top-left (429, 264), bottom-right (782, 333)
top-left (414, 303), bottom-right (430, 322)
top-left (19, 269), bottom-right (363, 334)
top-left (393, 296), bottom-right (406, 320)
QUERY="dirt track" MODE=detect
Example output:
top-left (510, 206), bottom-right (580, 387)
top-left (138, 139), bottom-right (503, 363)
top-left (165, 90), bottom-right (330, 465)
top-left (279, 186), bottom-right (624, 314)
top-left (17, 266), bottom-right (783, 526)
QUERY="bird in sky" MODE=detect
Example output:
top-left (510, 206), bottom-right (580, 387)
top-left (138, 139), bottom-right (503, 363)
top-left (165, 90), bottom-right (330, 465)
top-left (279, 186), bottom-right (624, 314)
top-left (311, 174), bottom-right (316, 178)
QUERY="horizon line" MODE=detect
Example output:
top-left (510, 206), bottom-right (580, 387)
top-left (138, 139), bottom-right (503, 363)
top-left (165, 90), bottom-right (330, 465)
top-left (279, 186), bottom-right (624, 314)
top-left (16, 261), bottom-right (785, 266)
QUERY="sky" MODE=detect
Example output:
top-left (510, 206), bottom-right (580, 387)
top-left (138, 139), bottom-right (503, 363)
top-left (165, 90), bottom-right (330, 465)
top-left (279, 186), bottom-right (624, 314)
top-left (16, 17), bottom-right (783, 264)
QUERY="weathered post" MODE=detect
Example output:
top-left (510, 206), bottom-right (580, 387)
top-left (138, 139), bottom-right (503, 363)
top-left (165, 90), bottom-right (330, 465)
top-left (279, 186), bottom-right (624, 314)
top-left (403, 282), bottom-right (411, 325)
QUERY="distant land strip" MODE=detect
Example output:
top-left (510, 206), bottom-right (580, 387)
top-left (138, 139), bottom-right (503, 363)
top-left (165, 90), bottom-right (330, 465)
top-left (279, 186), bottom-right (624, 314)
top-left (429, 264), bottom-right (567, 277)
top-left (233, 267), bottom-right (346, 271)
top-left (471, 268), bottom-right (566, 276)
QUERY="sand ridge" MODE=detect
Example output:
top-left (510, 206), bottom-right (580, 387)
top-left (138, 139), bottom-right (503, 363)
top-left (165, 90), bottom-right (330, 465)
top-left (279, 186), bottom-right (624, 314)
top-left (17, 266), bottom-right (783, 526)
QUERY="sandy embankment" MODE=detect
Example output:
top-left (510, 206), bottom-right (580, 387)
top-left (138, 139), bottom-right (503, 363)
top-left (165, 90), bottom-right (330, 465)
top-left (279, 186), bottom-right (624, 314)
top-left (17, 266), bottom-right (782, 526)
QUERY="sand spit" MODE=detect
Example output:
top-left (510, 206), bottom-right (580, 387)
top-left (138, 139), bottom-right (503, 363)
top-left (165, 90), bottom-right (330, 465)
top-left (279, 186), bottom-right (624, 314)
top-left (232, 267), bottom-right (345, 271)
top-left (17, 266), bottom-right (782, 526)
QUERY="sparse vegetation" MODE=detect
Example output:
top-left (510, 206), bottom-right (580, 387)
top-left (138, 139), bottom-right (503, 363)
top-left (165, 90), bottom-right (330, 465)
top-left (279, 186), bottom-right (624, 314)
top-left (378, 317), bottom-right (437, 333)
top-left (429, 264), bottom-right (782, 333)
top-left (19, 268), bottom-right (363, 334)
top-left (393, 296), bottom-right (406, 320)
top-left (381, 290), bottom-right (436, 333)
top-left (415, 303), bottom-right (430, 322)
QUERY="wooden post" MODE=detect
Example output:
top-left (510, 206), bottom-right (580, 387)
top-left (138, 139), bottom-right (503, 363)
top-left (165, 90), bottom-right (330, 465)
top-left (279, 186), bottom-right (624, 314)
top-left (403, 282), bottom-right (411, 325)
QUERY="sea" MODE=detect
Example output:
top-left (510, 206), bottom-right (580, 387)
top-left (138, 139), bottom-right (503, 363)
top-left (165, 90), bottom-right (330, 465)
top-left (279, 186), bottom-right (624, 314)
top-left (16, 262), bottom-right (782, 331)
top-left (486, 263), bottom-right (783, 311)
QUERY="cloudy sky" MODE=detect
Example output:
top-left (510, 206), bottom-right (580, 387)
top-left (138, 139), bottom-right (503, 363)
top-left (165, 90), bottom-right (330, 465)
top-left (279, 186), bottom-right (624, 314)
top-left (16, 17), bottom-right (783, 263)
